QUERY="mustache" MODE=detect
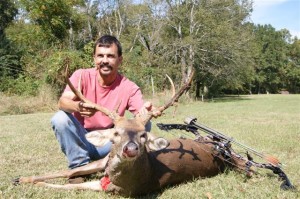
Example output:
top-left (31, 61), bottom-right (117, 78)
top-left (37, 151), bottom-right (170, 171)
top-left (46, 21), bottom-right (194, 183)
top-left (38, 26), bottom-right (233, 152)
top-left (99, 63), bottom-right (112, 69)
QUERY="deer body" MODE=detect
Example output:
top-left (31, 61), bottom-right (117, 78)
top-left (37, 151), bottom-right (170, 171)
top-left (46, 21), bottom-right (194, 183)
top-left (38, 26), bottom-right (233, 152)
top-left (101, 134), bottom-right (227, 197)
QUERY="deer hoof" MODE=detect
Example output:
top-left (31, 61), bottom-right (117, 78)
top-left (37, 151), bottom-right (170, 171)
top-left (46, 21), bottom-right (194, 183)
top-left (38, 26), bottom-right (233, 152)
top-left (12, 177), bottom-right (21, 186)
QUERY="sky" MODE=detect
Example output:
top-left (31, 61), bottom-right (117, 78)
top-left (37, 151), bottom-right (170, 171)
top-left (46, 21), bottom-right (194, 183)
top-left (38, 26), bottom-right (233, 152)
top-left (250, 0), bottom-right (300, 38)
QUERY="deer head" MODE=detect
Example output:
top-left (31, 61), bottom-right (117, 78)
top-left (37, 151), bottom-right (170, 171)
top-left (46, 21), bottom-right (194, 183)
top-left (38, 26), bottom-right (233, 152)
top-left (65, 66), bottom-right (194, 161)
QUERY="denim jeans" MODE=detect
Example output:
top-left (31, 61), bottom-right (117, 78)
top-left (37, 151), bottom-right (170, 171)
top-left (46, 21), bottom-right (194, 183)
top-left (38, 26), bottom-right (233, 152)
top-left (51, 110), bottom-right (151, 169)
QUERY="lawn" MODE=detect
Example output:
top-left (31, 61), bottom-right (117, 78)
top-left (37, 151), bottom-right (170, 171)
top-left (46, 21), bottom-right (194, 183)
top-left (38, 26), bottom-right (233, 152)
top-left (0, 94), bottom-right (299, 198)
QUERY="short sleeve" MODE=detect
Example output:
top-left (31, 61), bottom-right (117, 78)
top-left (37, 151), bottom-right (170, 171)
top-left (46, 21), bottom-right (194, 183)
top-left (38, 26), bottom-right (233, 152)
top-left (127, 85), bottom-right (144, 115)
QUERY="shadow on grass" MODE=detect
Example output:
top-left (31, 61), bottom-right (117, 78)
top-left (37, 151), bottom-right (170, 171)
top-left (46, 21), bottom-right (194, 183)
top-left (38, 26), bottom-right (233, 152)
top-left (207, 95), bottom-right (253, 103)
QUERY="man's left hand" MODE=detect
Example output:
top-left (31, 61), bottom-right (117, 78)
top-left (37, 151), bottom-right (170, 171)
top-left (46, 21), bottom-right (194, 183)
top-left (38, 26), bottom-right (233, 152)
top-left (138, 101), bottom-right (162, 118)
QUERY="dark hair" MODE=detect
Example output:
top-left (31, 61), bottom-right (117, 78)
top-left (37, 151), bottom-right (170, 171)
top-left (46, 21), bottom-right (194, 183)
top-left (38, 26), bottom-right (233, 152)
top-left (93, 35), bottom-right (122, 56)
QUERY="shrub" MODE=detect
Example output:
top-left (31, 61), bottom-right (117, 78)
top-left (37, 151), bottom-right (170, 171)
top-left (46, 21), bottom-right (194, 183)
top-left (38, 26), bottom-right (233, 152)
top-left (44, 49), bottom-right (91, 96)
top-left (0, 75), bottom-right (40, 96)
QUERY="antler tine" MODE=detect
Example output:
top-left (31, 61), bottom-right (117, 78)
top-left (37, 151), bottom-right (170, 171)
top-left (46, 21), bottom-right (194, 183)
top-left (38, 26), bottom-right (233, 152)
top-left (65, 65), bottom-right (120, 121)
top-left (165, 74), bottom-right (176, 98)
top-left (139, 69), bottom-right (195, 125)
top-left (159, 69), bottom-right (194, 112)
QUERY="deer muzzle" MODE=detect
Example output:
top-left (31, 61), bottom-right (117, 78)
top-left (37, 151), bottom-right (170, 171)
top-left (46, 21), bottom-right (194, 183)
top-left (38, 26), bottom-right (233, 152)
top-left (122, 141), bottom-right (139, 158)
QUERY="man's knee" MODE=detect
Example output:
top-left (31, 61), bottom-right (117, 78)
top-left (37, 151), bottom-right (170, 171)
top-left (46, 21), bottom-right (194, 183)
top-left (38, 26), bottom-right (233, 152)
top-left (51, 111), bottom-right (70, 131)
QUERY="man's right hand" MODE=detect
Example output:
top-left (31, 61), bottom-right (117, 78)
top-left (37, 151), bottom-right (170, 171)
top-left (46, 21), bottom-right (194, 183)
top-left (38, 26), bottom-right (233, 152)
top-left (58, 91), bottom-right (97, 117)
top-left (77, 102), bottom-right (97, 117)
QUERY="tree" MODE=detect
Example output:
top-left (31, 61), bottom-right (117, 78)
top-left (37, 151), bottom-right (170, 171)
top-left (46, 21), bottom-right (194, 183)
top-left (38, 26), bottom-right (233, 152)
top-left (0, 0), bottom-right (20, 79)
top-left (5, 0), bottom-right (298, 97)
top-left (285, 38), bottom-right (300, 93)
top-left (19, 0), bottom-right (85, 44)
top-left (74, 0), bottom-right (100, 46)
top-left (0, 0), bottom-right (18, 35)
top-left (150, 0), bottom-right (255, 97)
top-left (92, 0), bottom-right (256, 97)
top-left (252, 24), bottom-right (290, 93)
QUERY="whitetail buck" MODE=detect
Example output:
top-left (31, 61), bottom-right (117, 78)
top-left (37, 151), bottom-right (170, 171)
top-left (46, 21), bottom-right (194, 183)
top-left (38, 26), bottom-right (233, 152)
top-left (14, 68), bottom-right (294, 197)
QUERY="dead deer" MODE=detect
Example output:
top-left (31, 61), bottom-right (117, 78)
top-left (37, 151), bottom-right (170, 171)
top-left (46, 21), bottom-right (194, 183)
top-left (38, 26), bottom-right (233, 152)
top-left (14, 69), bottom-right (256, 197)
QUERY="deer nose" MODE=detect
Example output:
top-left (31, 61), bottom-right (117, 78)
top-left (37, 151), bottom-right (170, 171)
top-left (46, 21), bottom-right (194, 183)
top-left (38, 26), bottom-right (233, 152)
top-left (123, 142), bottom-right (139, 158)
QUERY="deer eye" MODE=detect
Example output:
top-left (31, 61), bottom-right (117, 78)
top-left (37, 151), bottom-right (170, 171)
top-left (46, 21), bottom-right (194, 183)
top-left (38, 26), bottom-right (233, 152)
top-left (114, 131), bottom-right (119, 137)
top-left (110, 130), bottom-right (121, 144)
top-left (140, 132), bottom-right (148, 142)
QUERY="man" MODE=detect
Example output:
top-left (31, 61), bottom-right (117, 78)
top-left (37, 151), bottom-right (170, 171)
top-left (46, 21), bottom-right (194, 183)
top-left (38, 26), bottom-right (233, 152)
top-left (51, 35), bottom-right (156, 172)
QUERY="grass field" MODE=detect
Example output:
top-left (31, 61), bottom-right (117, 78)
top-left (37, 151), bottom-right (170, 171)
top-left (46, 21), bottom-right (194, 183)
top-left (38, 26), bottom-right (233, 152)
top-left (0, 94), bottom-right (299, 199)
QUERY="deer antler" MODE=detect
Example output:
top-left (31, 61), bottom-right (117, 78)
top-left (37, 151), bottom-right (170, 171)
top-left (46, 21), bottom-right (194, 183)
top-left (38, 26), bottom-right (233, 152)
top-left (139, 69), bottom-right (195, 125)
top-left (159, 70), bottom-right (194, 112)
top-left (65, 65), bottom-right (121, 122)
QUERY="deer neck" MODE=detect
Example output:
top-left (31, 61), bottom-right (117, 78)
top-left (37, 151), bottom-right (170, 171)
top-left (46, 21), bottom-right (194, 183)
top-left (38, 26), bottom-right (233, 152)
top-left (106, 151), bottom-right (153, 186)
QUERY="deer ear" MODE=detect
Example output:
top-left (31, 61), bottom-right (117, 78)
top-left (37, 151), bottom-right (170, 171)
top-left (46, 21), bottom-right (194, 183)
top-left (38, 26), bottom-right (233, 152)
top-left (85, 130), bottom-right (112, 147)
top-left (147, 136), bottom-right (169, 151)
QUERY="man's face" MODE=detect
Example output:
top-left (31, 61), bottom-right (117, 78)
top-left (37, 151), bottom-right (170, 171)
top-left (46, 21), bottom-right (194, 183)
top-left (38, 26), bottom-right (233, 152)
top-left (94, 43), bottom-right (123, 77)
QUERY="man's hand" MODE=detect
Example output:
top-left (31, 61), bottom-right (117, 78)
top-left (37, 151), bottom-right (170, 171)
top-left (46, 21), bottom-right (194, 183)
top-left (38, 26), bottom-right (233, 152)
top-left (78, 102), bottom-right (97, 117)
top-left (138, 101), bottom-right (162, 118)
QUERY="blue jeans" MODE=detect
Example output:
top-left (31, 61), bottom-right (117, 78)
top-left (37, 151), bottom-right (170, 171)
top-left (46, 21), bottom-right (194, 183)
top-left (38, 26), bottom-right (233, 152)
top-left (51, 110), bottom-right (151, 169)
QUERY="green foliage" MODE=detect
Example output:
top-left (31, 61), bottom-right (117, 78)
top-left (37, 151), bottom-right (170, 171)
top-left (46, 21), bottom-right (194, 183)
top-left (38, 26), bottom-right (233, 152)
top-left (0, 0), bottom-right (18, 34)
top-left (156, 0), bottom-right (256, 97)
top-left (43, 49), bottom-right (92, 95)
top-left (0, 75), bottom-right (40, 96)
top-left (1, 0), bottom-right (300, 97)
top-left (5, 22), bottom-right (51, 54)
top-left (0, 48), bottom-right (22, 78)
top-left (0, 0), bottom-right (22, 79)
top-left (0, 34), bottom-right (23, 87)
top-left (285, 39), bottom-right (300, 93)
top-left (252, 25), bottom-right (299, 94)
top-left (20, 0), bottom-right (84, 43)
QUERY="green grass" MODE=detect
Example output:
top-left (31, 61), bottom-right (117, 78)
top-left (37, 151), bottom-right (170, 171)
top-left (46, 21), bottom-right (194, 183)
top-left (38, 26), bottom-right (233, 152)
top-left (0, 94), bottom-right (300, 198)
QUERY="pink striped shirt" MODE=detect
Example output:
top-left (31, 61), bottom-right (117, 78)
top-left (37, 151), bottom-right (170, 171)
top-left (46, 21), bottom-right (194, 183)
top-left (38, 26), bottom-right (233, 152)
top-left (64, 68), bottom-right (144, 131)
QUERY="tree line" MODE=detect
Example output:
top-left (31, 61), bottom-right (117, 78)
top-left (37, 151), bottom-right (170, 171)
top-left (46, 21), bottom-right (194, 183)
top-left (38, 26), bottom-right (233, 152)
top-left (1, 0), bottom-right (299, 98)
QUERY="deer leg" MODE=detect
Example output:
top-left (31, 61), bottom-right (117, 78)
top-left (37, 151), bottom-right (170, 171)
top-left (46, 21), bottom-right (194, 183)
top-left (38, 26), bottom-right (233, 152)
top-left (67, 155), bottom-right (109, 178)
top-left (36, 180), bottom-right (102, 191)
top-left (14, 155), bottom-right (109, 184)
